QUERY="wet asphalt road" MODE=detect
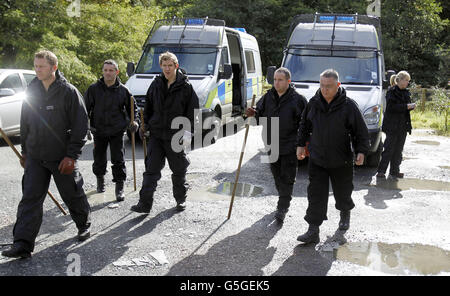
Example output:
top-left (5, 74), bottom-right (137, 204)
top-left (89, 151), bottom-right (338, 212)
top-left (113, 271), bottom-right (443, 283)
top-left (0, 126), bottom-right (449, 276)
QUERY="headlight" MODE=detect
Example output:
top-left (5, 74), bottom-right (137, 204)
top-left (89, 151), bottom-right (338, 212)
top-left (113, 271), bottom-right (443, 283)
top-left (364, 105), bottom-right (381, 126)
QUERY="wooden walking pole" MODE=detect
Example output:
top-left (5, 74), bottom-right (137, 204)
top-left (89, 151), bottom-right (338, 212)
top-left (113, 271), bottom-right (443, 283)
top-left (227, 95), bottom-right (256, 219)
top-left (139, 108), bottom-right (147, 158)
top-left (130, 96), bottom-right (137, 191)
top-left (0, 128), bottom-right (68, 215)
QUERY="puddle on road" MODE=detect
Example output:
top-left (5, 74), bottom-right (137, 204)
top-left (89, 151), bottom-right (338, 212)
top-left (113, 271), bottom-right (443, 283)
top-left (413, 140), bottom-right (440, 146)
top-left (208, 182), bottom-right (264, 197)
top-left (368, 177), bottom-right (450, 192)
top-left (188, 182), bottom-right (264, 201)
top-left (335, 242), bottom-right (450, 275)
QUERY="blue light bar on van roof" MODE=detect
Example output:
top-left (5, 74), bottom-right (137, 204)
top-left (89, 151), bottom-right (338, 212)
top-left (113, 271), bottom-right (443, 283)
top-left (319, 16), bottom-right (355, 23)
top-left (185, 18), bottom-right (205, 25)
top-left (233, 28), bottom-right (247, 33)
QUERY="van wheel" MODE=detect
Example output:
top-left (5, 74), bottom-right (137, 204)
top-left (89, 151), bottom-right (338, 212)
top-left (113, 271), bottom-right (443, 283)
top-left (203, 113), bottom-right (221, 145)
top-left (366, 140), bottom-right (383, 167)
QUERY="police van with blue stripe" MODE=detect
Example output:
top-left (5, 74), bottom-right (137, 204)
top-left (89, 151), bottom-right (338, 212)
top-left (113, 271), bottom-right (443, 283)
top-left (126, 17), bottom-right (263, 142)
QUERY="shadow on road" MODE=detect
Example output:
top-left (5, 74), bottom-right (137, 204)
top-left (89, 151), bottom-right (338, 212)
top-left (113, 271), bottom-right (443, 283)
top-left (167, 213), bottom-right (282, 276)
top-left (0, 208), bottom-right (178, 275)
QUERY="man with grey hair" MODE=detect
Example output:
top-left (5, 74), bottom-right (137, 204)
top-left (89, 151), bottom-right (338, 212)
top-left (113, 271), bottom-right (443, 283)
top-left (296, 69), bottom-right (369, 243)
top-left (84, 59), bottom-right (138, 201)
top-left (246, 67), bottom-right (307, 222)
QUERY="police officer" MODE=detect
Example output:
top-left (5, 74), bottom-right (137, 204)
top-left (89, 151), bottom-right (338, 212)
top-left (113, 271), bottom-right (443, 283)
top-left (2, 50), bottom-right (91, 259)
top-left (376, 71), bottom-right (415, 179)
top-left (131, 52), bottom-right (199, 214)
top-left (246, 67), bottom-right (307, 222)
top-left (296, 69), bottom-right (369, 243)
top-left (84, 60), bottom-right (138, 201)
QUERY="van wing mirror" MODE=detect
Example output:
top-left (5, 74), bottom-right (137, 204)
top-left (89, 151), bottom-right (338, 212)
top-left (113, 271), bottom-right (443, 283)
top-left (126, 62), bottom-right (135, 77)
top-left (384, 70), bottom-right (396, 89)
top-left (219, 64), bottom-right (232, 80)
top-left (0, 88), bottom-right (16, 97)
top-left (266, 66), bottom-right (276, 85)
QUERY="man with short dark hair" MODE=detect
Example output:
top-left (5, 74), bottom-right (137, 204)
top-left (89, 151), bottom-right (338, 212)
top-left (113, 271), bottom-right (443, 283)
top-left (2, 50), bottom-right (91, 259)
top-left (296, 69), bottom-right (369, 243)
top-left (84, 59), bottom-right (138, 201)
top-left (131, 51), bottom-right (199, 214)
top-left (246, 67), bottom-right (307, 222)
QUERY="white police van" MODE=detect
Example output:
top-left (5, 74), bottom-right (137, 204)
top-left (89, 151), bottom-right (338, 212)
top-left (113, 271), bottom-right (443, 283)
top-left (268, 13), bottom-right (388, 166)
top-left (126, 17), bottom-right (263, 143)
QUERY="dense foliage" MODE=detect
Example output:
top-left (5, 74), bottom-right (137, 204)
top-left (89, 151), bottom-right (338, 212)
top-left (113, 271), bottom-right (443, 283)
top-left (0, 0), bottom-right (448, 91)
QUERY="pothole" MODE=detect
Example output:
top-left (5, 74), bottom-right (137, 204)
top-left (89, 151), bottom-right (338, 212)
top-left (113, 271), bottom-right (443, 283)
top-left (368, 177), bottom-right (450, 191)
top-left (413, 140), bottom-right (440, 146)
top-left (335, 241), bottom-right (450, 275)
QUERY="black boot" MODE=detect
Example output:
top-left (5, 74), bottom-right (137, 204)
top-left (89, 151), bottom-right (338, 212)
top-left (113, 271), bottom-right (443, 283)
top-left (176, 200), bottom-right (186, 212)
top-left (115, 181), bottom-right (125, 202)
top-left (297, 224), bottom-right (320, 244)
top-left (339, 210), bottom-right (351, 231)
top-left (96, 176), bottom-right (105, 193)
top-left (275, 207), bottom-right (288, 222)
top-left (1, 244), bottom-right (31, 259)
top-left (78, 227), bottom-right (91, 242)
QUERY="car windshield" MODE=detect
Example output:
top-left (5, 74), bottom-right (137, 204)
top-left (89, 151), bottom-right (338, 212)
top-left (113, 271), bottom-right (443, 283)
top-left (135, 46), bottom-right (218, 75)
top-left (283, 49), bottom-right (379, 85)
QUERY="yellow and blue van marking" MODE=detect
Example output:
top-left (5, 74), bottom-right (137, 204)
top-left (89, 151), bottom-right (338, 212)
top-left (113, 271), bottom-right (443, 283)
top-left (204, 76), bottom-right (263, 108)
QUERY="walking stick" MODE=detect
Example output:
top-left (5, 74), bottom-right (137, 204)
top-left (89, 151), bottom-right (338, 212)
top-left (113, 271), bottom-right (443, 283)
top-left (139, 108), bottom-right (147, 158)
top-left (130, 96), bottom-right (137, 191)
top-left (227, 95), bottom-right (256, 219)
top-left (0, 128), bottom-right (68, 215)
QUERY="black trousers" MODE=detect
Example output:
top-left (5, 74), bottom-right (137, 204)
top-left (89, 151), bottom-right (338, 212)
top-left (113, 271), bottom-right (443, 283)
top-left (269, 152), bottom-right (298, 211)
top-left (13, 158), bottom-right (91, 252)
top-left (92, 131), bottom-right (126, 182)
top-left (139, 137), bottom-right (190, 208)
top-left (304, 160), bottom-right (355, 226)
top-left (377, 130), bottom-right (407, 175)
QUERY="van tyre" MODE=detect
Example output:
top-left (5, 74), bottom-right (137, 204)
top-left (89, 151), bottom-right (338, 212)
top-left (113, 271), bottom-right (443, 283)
top-left (203, 113), bottom-right (221, 145)
top-left (366, 140), bottom-right (383, 167)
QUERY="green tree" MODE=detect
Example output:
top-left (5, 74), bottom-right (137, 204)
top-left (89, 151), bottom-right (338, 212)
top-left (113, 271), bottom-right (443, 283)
top-left (382, 0), bottom-right (448, 87)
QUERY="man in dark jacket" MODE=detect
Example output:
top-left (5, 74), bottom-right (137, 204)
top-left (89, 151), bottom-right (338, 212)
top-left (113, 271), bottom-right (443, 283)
top-left (296, 69), bottom-right (369, 244)
top-left (131, 51), bottom-right (199, 214)
top-left (84, 60), bottom-right (138, 201)
top-left (246, 67), bottom-right (307, 222)
top-left (2, 50), bottom-right (91, 259)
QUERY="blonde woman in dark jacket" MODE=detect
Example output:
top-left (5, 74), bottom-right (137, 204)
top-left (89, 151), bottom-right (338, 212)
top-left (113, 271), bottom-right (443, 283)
top-left (376, 71), bottom-right (416, 178)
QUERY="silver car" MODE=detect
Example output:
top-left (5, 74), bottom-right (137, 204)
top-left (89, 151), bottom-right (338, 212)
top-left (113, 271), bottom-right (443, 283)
top-left (0, 69), bottom-right (36, 137)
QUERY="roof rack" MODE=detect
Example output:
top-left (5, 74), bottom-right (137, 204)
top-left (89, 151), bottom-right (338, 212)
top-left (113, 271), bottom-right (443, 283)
top-left (286, 13), bottom-right (382, 50)
top-left (142, 17), bottom-right (226, 49)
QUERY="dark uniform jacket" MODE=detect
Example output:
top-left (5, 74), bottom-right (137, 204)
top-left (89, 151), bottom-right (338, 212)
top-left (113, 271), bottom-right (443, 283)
top-left (255, 85), bottom-right (307, 155)
top-left (382, 85), bottom-right (412, 135)
top-left (84, 77), bottom-right (137, 136)
top-left (297, 87), bottom-right (370, 168)
top-left (144, 70), bottom-right (199, 140)
top-left (20, 70), bottom-right (88, 161)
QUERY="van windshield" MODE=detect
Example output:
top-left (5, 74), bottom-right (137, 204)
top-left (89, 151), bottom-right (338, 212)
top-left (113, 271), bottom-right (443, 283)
top-left (135, 46), bottom-right (217, 75)
top-left (284, 49), bottom-right (379, 85)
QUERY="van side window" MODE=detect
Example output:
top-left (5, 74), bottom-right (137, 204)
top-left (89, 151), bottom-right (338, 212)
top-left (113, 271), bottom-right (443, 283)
top-left (245, 50), bottom-right (255, 73)
top-left (219, 47), bottom-right (229, 72)
top-left (0, 73), bottom-right (24, 93)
